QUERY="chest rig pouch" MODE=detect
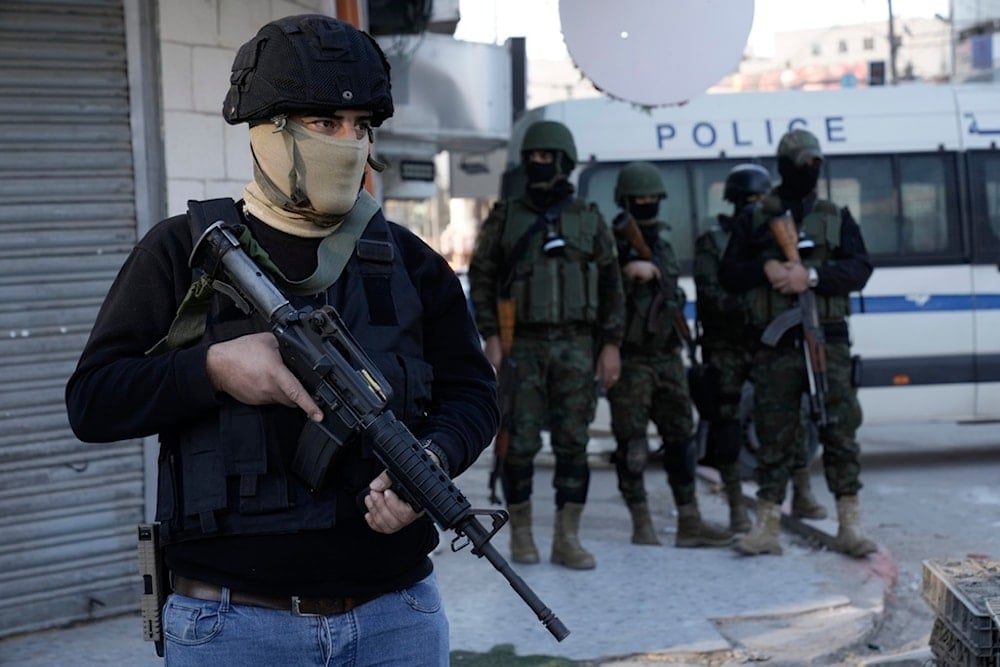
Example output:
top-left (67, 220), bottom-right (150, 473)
top-left (501, 197), bottom-right (601, 326)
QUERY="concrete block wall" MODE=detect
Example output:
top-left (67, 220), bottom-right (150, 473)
top-left (156, 0), bottom-right (331, 216)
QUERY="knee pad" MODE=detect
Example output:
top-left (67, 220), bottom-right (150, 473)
top-left (623, 436), bottom-right (649, 475)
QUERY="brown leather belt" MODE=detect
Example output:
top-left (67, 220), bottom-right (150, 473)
top-left (172, 575), bottom-right (380, 616)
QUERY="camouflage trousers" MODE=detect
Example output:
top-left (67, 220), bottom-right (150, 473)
top-left (702, 342), bottom-right (751, 423)
top-left (750, 340), bottom-right (863, 504)
top-left (607, 349), bottom-right (696, 507)
top-left (701, 342), bottom-right (751, 486)
top-left (501, 332), bottom-right (597, 507)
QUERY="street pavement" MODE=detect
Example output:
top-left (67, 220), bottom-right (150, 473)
top-left (2, 411), bottom-right (998, 666)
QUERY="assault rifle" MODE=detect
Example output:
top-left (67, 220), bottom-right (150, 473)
top-left (616, 215), bottom-right (691, 344)
top-left (761, 213), bottom-right (829, 426)
top-left (488, 298), bottom-right (517, 505)
top-left (616, 215), bottom-right (710, 401)
top-left (189, 220), bottom-right (569, 642)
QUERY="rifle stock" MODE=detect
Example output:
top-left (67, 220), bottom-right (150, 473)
top-left (489, 298), bottom-right (517, 504)
top-left (767, 215), bottom-right (829, 426)
top-left (190, 221), bottom-right (569, 642)
top-left (616, 215), bottom-right (653, 261)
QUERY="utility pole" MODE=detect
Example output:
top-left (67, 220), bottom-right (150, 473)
top-left (888, 0), bottom-right (899, 84)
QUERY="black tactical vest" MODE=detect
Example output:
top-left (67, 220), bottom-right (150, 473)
top-left (694, 226), bottom-right (750, 347)
top-left (156, 209), bottom-right (433, 545)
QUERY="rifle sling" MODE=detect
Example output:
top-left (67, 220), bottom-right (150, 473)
top-left (147, 192), bottom-right (379, 355)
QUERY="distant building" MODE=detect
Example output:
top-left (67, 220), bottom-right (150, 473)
top-left (953, 0), bottom-right (1000, 82)
top-left (713, 17), bottom-right (952, 92)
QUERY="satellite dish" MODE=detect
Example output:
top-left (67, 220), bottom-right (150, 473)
top-left (559, 0), bottom-right (755, 106)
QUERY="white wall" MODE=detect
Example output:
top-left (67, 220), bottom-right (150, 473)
top-left (156, 0), bottom-right (330, 216)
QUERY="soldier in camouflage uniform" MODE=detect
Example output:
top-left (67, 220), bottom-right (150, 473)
top-left (720, 129), bottom-right (877, 558)
top-left (607, 161), bottom-right (733, 548)
top-left (694, 164), bottom-right (828, 534)
top-left (468, 120), bottom-right (625, 570)
top-left (693, 164), bottom-right (769, 534)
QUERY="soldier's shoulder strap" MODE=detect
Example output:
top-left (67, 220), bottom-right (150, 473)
top-left (148, 194), bottom-right (381, 355)
top-left (145, 198), bottom-right (243, 356)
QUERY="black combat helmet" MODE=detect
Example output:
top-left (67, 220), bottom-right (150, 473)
top-left (723, 163), bottom-right (771, 206)
top-left (223, 14), bottom-right (394, 126)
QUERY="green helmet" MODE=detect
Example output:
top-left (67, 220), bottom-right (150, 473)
top-left (614, 161), bottom-right (666, 205)
top-left (520, 120), bottom-right (578, 164)
top-left (777, 129), bottom-right (823, 166)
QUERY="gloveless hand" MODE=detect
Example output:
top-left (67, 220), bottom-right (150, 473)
top-left (206, 332), bottom-right (323, 421)
top-left (623, 260), bottom-right (661, 283)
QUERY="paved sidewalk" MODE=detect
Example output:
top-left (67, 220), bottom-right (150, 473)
top-left (2, 417), bottom-right (997, 666)
top-left (0, 457), bottom-right (888, 667)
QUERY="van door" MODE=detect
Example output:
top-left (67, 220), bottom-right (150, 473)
top-left (967, 151), bottom-right (1000, 420)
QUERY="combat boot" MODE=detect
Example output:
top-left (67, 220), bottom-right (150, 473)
top-left (833, 495), bottom-right (878, 558)
top-left (734, 500), bottom-right (783, 555)
top-left (507, 501), bottom-right (539, 564)
top-left (675, 502), bottom-right (735, 548)
top-left (791, 467), bottom-right (828, 519)
top-left (725, 481), bottom-right (752, 533)
top-left (628, 501), bottom-right (661, 545)
top-left (551, 503), bottom-right (596, 569)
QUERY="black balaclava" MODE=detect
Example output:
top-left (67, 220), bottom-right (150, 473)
top-left (777, 155), bottom-right (821, 201)
top-left (628, 199), bottom-right (660, 222)
top-left (524, 151), bottom-right (574, 208)
top-left (525, 161), bottom-right (558, 185)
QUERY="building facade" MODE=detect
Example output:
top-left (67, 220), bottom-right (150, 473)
top-left (0, 0), bottom-right (509, 639)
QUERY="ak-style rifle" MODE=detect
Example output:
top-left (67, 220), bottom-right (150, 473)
top-left (761, 213), bottom-right (829, 426)
top-left (488, 298), bottom-right (517, 505)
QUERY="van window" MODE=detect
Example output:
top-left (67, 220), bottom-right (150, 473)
top-left (968, 151), bottom-right (1000, 263)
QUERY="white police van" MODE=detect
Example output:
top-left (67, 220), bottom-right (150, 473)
top-left (505, 82), bottom-right (1000, 425)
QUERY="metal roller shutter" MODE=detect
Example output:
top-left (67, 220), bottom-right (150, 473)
top-left (0, 0), bottom-right (143, 637)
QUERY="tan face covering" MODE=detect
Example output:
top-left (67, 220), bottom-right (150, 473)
top-left (244, 117), bottom-right (369, 237)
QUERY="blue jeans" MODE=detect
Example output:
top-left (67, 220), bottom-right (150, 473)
top-left (162, 572), bottom-right (448, 666)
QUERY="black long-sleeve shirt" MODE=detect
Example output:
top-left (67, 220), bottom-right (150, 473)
top-left (65, 207), bottom-right (498, 597)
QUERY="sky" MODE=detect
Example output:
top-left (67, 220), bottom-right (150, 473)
top-left (454, 0), bottom-right (952, 60)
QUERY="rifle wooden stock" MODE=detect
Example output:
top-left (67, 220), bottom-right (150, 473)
top-left (489, 298), bottom-right (517, 504)
top-left (618, 215), bottom-right (653, 260)
top-left (767, 215), bottom-right (830, 426)
top-left (497, 298), bottom-right (516, 356)
top-left (768, 214), bottom-right (801, 264)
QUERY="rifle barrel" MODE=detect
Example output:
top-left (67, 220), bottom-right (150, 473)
top-left (459, 518), bottom-right (570, 641)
